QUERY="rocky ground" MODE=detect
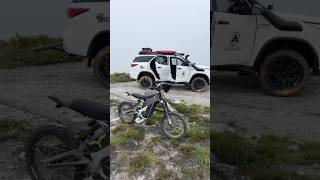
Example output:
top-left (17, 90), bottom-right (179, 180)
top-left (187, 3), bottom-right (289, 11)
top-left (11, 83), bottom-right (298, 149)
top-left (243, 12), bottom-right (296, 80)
top-left (110, 85), bottom-right (210, 180)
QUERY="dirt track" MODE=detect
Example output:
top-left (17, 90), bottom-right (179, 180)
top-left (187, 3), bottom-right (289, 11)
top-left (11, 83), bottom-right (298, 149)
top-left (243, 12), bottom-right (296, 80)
top-left (213, 71), bottom-right (320, 143)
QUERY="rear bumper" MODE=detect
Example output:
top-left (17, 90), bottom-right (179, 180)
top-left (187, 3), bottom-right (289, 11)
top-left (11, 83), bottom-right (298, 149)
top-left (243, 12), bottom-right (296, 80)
top-left (129, 71), bottom-right (138, 80)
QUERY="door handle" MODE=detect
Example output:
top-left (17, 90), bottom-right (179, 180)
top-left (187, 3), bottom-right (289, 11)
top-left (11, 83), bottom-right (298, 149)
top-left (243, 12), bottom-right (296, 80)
top-left (158, 67), bottom-right (162, 69)
top-left (217, 20), bottom-right (229, 25)
top-left (178, 68), bottom-right (182, 70)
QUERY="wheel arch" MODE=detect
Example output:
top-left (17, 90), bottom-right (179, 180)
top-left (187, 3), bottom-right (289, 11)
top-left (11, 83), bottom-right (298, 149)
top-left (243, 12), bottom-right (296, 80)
top-left (189, 73), bottom-right (210, 85)
top-left (87, 30), bottom-right (110, 67)
top-left (137, 71), bottom-right (155, 82)
top-left (253, 37), bottom-right (319, 72)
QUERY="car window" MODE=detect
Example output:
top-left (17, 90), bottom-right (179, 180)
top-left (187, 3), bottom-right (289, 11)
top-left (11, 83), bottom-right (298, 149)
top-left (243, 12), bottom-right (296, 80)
top-left (155, 56), bottom-right (168, 65)
top-left (216, 0), bottom-right (233, 12)
top-left (170, 57), bottom-right (188, 66)
top-left (216, 0), bottom-right (251, 14)
top-left (133, 56), bottom-right (154, 62)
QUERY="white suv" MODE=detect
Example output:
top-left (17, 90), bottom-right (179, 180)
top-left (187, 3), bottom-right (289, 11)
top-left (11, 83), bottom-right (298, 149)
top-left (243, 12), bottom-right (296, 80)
top-left (63, 0), bottom-right (110, 87)
top-left (130, 48), bottom-right (210, 92)
top-left (211, 0), bottom-right (320, 96)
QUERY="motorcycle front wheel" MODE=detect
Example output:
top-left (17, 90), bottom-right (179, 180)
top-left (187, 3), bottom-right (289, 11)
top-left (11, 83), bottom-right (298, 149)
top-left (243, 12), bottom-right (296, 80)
top-left (161, 112), bottom-right (187, 139)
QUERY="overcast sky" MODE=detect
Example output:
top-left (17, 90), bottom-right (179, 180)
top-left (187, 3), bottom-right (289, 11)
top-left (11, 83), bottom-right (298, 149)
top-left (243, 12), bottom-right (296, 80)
top-left (111, 0), bottom-right (210, 73)
top-left (1, 0), bottom-right (320, 71)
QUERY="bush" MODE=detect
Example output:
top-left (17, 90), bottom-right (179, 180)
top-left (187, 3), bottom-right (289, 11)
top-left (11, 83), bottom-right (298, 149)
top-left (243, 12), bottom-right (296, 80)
top-left (110, 73), bottom-right (133, 83)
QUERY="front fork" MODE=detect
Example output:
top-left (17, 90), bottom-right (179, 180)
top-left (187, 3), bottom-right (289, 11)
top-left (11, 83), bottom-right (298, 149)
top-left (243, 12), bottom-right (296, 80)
top-left (162, 101), bottom-right (173, 126)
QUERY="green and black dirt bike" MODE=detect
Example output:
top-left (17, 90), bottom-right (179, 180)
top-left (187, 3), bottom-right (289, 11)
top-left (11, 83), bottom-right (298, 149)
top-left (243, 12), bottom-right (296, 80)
top-left (118, 82), bottom-right (188, 139)
top-left (26, 96), bottom-right (109, 180)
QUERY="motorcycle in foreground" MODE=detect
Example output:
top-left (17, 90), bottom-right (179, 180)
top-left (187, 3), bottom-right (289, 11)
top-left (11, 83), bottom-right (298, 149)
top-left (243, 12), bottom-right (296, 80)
top-left (26, 96), bottom-right (109, 180)
top-left (118, 82), bottom-right (187, 139)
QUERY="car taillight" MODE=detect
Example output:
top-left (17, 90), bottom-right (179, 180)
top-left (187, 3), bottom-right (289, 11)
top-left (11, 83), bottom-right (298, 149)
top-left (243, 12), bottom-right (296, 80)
top-left (131, 64), bottom-right (138, 68)
top-left (68, 7), bottom-right (90, 18)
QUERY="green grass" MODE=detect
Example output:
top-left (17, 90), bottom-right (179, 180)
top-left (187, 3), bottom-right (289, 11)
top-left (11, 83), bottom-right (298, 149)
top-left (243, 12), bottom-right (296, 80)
top-left (172, 103), bottom-right (203, 115)
top-left (111, 124), bottom-right (144, 147)
top-left (179, 143), bottom-right (210, 168)
top-left (110, 73), bottom-right (133, 83)
top-left (128, 150), bottom-right (156, 176)
top-left (186, 125), bottom-right (210, 143)
top-left (155, 162), bottom-right (178, 180)
top-left (0, 34), bottom-right (81, 68)
top-left (170, 139), bottom-right (181, 147)
top-left (145, 111), bottom-right (162, 126)
top-left (150, 135), bottom-right (163, 144)
top-left (110, 99), bottom-right (120, 107)
top-left (0, 118), bottom-right (31, 141)
top-left (212, 132), bottom-right (320, 179)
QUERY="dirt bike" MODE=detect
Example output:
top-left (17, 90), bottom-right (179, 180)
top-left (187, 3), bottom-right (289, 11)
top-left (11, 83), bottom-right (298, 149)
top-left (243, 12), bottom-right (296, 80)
top-left (26, 96), bottom-right (109, 180)
top-left (117, 82), bottom-right (188, 139)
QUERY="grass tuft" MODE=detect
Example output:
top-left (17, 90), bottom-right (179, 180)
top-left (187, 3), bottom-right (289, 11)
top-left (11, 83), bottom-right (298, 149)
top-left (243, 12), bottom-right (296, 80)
top-left (111, 124), bottom-right (144, 147)
top-left (110, 73), bottom-right (133, 83)
top-left (128, 150), bottom-right (156, 176)
top-left (0, 35), bottom-right (81, 68)
top-left (0, 118), bottom-right (31, 141)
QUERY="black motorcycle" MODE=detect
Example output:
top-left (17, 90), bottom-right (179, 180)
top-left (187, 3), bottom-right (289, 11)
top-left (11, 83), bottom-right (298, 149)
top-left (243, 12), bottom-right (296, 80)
top-left (26, 96), bottom-right (109, 180)
top-left (118, 83), bottom-right (187, 139)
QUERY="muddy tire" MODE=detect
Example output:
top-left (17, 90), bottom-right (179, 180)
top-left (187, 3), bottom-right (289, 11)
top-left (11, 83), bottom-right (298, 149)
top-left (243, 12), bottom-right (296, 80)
top-left (259, 49), bottom-right (310, 97)
top-left (26, 125), bottom-right (83, 180)
top-left (118, 101), bottom-right (135, 123)
top-left (190, 77), bottom-right (208, 92)
top-left (161, 112), bottom-right (187, 139)
top-left (93, 47), bottom-right (109, 88)
top-left (138, 75), bottom-right (154, 89)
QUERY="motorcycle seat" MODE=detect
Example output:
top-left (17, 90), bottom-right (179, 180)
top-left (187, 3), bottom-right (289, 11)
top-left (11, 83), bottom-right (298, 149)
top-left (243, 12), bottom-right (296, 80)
top-left (49, 96), bottom-right (108, 120)
top-left (126, 92), bottom-right (155, 100)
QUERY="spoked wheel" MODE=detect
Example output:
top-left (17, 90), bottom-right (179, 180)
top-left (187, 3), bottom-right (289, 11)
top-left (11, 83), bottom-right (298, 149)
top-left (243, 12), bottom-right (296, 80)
top-left (260, 50), bottom-right (310, 97)
top-left (93, 47), bottom-right (110, 88)
top-left (118, 101), bottom-right (135, 123)
top-left (190, 77), bottom-right (208, 92)
top-left (26, 125), bottom-right (82, 180)
top-left (161, 112), bottom-right (187, 139)
top-left (138, 75), bottom-right (154, 89)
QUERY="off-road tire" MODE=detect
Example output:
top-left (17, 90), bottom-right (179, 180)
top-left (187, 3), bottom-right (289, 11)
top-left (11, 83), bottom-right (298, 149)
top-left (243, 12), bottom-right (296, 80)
top-left (161, 112), bottom-right (187, 139)
top-left (259, 49), bottom-right (310, 97)
top-left (190, 77), bottom-right (208, 92)
top-left (26, 125), bottom-right (82, 180)
top-left (138, 75), bottom-right (154, 89)
top-left (118, 101), bottom-right (135, 123)
top-left (93, 47), bottom-right (109, 88)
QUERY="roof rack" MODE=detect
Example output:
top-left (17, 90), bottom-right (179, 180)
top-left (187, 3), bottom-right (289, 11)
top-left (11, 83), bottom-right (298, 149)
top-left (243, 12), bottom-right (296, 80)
top-left (139, 48), bottom-right (181, 55)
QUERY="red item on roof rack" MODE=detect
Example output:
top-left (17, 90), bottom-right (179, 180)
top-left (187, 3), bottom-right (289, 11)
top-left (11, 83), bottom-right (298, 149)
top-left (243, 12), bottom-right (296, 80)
top-left (154, 50), bottom-right (176, 54)
top-left (139, 48), bottom-right (177, 55)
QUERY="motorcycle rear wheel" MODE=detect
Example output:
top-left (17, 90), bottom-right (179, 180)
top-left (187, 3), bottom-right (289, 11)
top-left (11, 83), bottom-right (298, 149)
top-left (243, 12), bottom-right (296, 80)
top-left (26, 125), bottom-right (84, 180)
